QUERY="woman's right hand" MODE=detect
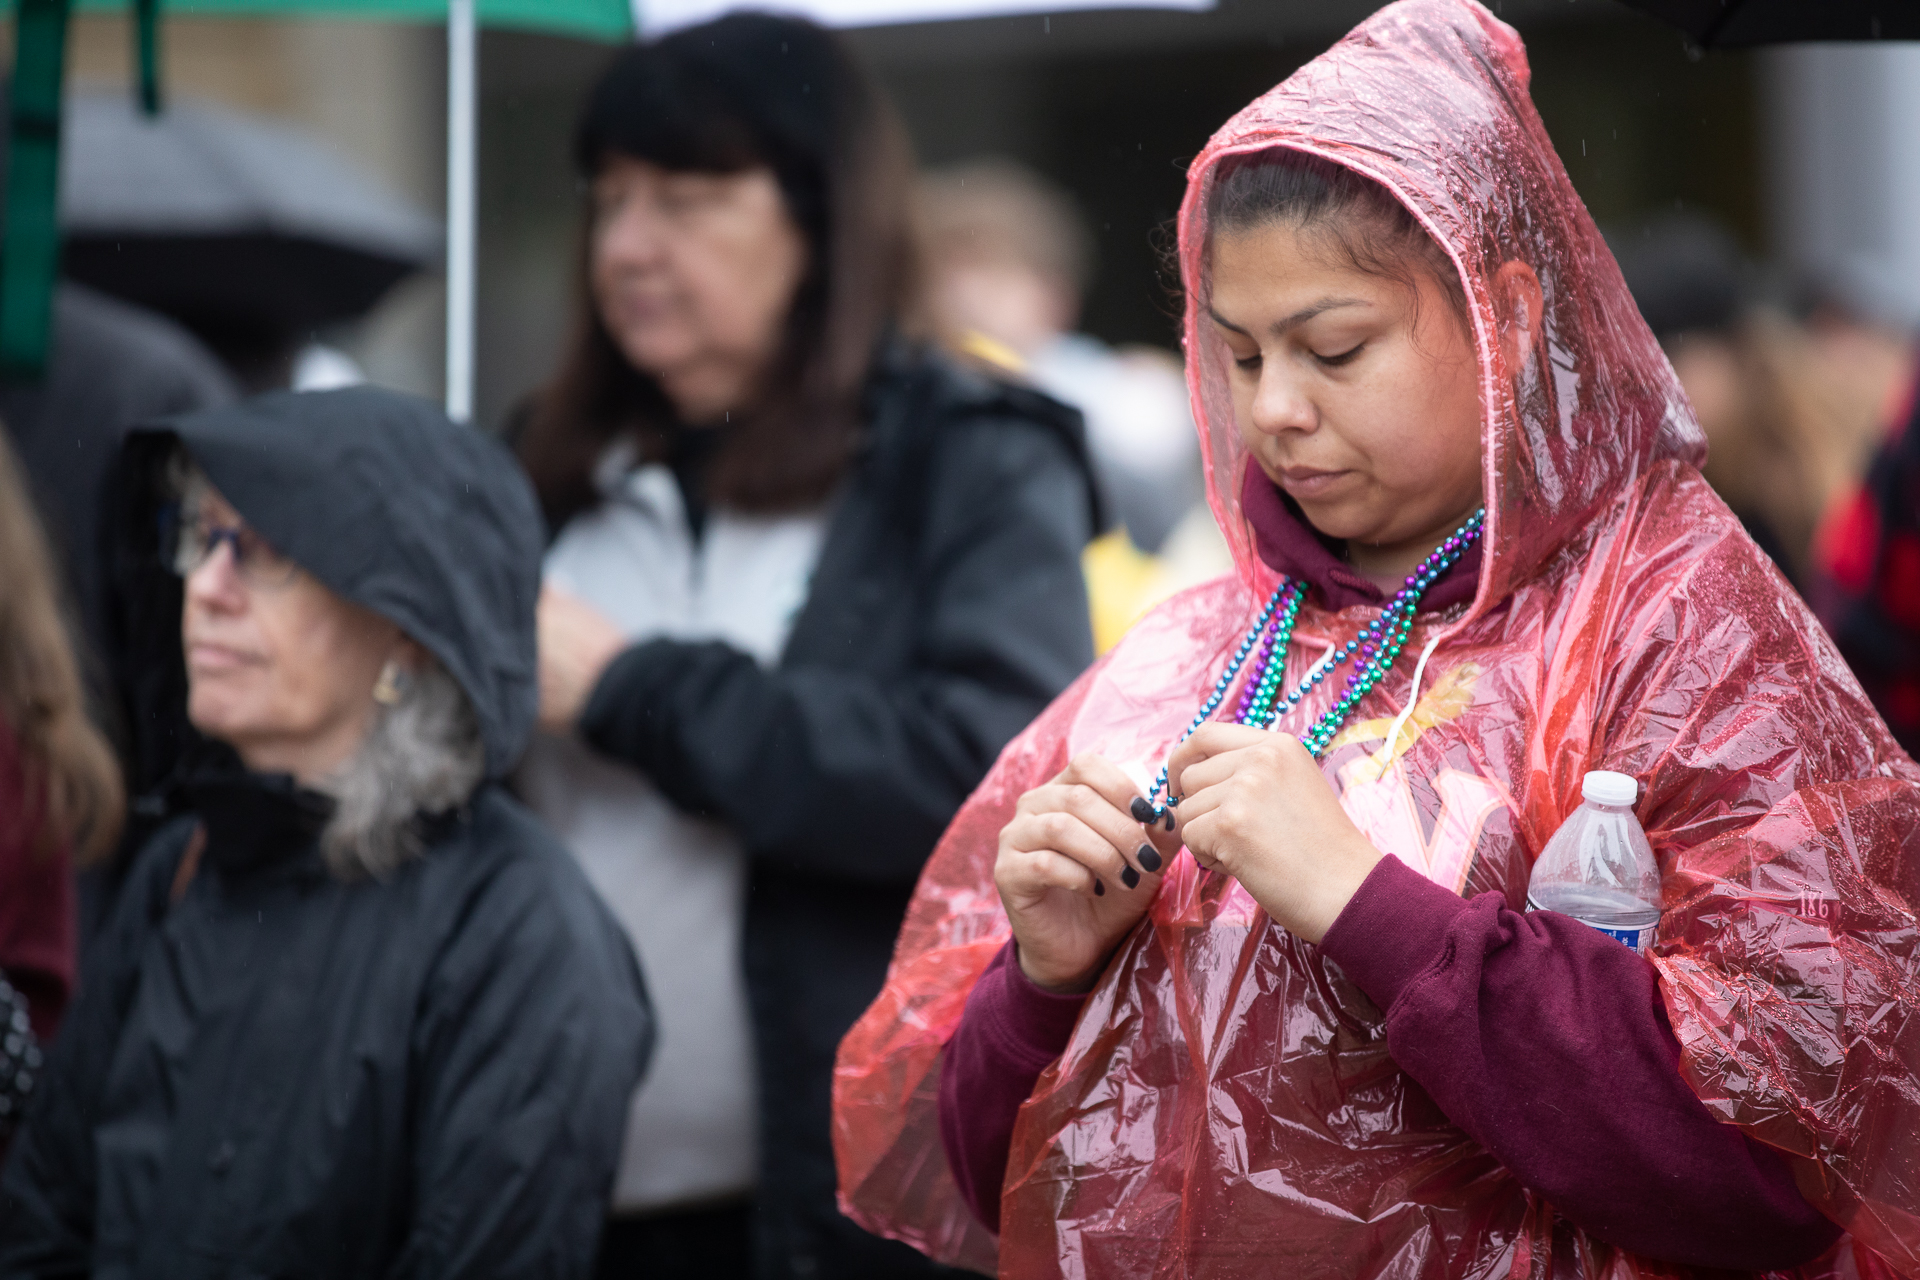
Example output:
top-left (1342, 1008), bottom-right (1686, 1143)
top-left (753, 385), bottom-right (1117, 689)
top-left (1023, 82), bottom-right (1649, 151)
top-left (536, 584), bottom-right (628, 734)
top-left (994, 754), bottom-right (1179, 993)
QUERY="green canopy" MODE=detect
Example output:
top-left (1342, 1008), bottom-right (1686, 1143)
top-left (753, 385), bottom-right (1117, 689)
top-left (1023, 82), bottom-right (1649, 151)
top-left (1, 0), bottom-right (634, 40)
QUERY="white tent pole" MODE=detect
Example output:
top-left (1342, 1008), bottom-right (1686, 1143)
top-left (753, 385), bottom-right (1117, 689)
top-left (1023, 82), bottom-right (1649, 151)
top-left (445, 0), bottom-right (477, 422)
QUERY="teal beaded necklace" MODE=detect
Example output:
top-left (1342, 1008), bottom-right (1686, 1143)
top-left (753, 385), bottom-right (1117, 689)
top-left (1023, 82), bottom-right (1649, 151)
top-left (1132, 508), bottom-right (1486, 827)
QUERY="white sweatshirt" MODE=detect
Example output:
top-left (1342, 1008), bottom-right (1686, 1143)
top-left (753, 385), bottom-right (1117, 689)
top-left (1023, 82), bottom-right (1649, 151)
top-left (517, 460), bottom-right (829, 1214)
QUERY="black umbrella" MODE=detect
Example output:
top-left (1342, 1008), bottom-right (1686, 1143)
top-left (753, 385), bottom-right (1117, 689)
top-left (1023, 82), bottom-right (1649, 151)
top-left (1615, 0), bottom-right (1918, 46)
top-left (57, 92), bottom-right (441, 340)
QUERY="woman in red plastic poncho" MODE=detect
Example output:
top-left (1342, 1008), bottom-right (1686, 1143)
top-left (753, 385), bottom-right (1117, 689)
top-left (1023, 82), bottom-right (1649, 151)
top-left (832, 2), bottom-right (1920, 1277)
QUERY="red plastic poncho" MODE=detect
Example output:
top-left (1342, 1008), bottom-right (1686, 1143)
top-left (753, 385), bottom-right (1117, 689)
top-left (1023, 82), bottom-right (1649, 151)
top-left (832, 1), bottom-right (1920, 1276)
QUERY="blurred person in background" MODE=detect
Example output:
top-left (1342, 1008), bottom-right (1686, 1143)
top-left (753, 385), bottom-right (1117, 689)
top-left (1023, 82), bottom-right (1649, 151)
top-left (1613, 214), bottom-right (1865, 589)
top-left (920, 159), bottom-right (1200, 555)
top-left (1796, 262), bottom-right (1920, 459)
top-left (1812, 354), bottom-right (1920, 754)
top-left (1797, 263), bottom-right (1920, 754)
top-left (0, 429), bottom-right (123, 1149)
top-left (1, 286), bottom-right (235, 725)
top-left (920, 159), bottom-right (1225, 650)
top-left (1616, 219), bottom-right (1920, 747)
top-left (1, 83), bottom-right (238, 710)
top-left (0, 388), bottom-right (653, 1276)
top-left (1, 284), bottom-right (235, 952)
top-left (515, 15), bottom-right (1097, 1280)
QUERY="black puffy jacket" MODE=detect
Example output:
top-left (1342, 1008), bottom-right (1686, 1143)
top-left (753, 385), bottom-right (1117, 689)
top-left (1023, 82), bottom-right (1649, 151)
top-left (571, 343), bottom-right (1097, 1279)
top-left (0, 389), bottom-right (654, 1278)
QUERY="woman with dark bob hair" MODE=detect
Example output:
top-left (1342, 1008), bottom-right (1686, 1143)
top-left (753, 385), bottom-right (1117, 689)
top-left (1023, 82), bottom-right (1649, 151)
top-left (518, 12), bottom-right (1098, 1280)
top-left (0, 387), bottom-right (655, 1277)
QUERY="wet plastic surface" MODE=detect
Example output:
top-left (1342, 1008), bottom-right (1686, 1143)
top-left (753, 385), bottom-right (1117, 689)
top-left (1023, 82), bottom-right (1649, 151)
top-left (833, 1), bottom-right (1920, 1275)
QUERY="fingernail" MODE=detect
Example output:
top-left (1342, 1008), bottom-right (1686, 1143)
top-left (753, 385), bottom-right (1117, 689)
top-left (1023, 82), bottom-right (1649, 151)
top-left (1164, 811), bottom-right (1176, 831)
top-left (1121, 866), bottom-right (1140, 890)
top-left (1094, 878), bottom-right (1106, 896)
top-left (1136, 844), bottom-right (1162, 873)
top-left (1130, 797), bottom-right (1156, 824)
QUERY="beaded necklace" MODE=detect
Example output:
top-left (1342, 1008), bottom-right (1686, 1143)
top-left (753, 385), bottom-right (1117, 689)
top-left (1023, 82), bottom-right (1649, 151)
top-left (1131, 508), bottom-right (1486, 827)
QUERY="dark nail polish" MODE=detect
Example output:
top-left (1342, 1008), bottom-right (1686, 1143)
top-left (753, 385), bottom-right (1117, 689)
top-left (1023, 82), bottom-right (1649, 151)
top-left (1121, 865), bottom-right (1140, 890)
top-left (1164, 811), bottom-right (1176, 831)
top-left (1136, 844), bottom-right (1163, 873)
top-left (1093, 878), bottom-right (1105, 896)
top-left (1130, 796), bottom-right (1156, 824)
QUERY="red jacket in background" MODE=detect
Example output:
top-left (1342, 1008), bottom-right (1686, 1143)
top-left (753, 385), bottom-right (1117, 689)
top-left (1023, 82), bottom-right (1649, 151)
top-left (0, 716), bottom-right (77, 1040)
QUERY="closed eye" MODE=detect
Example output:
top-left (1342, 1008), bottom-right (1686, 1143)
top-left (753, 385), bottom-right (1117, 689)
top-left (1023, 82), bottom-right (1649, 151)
top-left (1316, 343), bottom-right (1364, 368)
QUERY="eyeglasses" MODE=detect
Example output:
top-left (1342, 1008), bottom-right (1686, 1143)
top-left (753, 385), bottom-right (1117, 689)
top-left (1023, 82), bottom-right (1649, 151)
top-left (169, 503), bottom-right (301, 588)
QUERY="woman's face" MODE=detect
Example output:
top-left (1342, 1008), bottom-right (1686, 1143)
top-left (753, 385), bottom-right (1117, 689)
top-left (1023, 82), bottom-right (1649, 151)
top-left (180, 486), bottom-right (407, 783)
top-left (590, 154), bottom-right (810, 423)
top-left (1210, 219), bottom-right (1484, 581)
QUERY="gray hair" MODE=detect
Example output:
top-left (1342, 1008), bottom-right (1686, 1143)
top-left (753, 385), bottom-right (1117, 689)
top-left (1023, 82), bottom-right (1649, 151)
top-left (317, 659), bottom-right (485, 880)
top-left (168, 451), bottom-right (485, 879)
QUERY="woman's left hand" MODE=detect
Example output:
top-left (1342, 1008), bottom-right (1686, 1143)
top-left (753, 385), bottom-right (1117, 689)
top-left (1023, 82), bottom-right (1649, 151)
top-left (1166, 723), bottom-right (1381, 944)
top-left (536, 585), bottom-right (629, 733)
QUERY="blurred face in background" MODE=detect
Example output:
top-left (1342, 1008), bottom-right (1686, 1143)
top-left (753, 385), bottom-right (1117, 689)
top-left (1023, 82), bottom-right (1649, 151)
top-left (928, 249), bottom-right (1076, 360)
top-left (180, 484), bottom-right (409, 783)
top-left (1666, 332), bottom-right (1743, 448)
top-left (919, 160), bottom-right (1091, 362)
top-left (590, 154), bottom-right (810, 423)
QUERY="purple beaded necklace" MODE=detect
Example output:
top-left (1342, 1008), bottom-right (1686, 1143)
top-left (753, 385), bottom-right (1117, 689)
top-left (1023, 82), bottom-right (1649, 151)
top-left (1131, 508), bottom-right (1486, 827)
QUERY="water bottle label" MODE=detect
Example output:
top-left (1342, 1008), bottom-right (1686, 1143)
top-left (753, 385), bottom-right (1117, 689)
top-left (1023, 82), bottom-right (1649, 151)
top-left (1583, 922), bottom-right (1655, 952)
top-left (1525, 897), bottom-right (1656, 952)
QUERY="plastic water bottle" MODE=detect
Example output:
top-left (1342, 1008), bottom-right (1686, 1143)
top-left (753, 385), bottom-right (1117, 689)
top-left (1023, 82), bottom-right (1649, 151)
top-left (1525, 770), bottom-right (1661, 952)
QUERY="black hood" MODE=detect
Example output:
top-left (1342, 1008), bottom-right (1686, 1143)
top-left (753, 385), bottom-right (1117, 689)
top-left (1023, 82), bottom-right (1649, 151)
top-left (120, 386), bottom-right (542, 779)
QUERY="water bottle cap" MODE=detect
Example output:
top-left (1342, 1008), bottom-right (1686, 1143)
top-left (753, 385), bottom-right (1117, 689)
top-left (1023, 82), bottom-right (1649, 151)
top-left (1582, 770), bottom-right (1638, 807)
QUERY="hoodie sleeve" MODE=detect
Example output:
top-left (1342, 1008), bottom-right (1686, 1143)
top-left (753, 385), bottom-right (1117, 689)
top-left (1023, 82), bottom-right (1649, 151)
top-left (578, 410), bottom-right (1095, 885)
top-left (1319, 855), bottom-right (1841, 1272)
top-left (386, 837), bottom-right (652, 1280)
top-left (936, 941), bottom-right (1086, 1233)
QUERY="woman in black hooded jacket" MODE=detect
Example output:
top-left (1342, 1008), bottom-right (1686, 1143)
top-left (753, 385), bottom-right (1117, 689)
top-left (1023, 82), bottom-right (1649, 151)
top-left (0, 387), bottom-right (654, 1278)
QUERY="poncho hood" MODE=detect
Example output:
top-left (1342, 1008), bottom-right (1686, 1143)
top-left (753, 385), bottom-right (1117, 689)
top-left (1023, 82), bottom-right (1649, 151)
top-left (1180, 0), bottom-right (1702, 616)
top-left (122, 386), bottom-right (543, 780)
top-left (834, 3), bottom-right (1918, 1277)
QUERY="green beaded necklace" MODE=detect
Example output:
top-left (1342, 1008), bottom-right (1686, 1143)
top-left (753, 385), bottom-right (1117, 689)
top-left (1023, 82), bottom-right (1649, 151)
top-left (1133, 507), bottom-right (1486, 826)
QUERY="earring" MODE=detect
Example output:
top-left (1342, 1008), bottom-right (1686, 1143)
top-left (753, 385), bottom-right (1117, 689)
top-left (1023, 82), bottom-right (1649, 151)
top-left (372, 660), bottom-right (410, 706)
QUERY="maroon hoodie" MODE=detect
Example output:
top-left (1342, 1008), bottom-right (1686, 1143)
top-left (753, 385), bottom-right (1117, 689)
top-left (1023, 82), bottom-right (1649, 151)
top-left (935, 478), bottom-right (1840, 1270)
